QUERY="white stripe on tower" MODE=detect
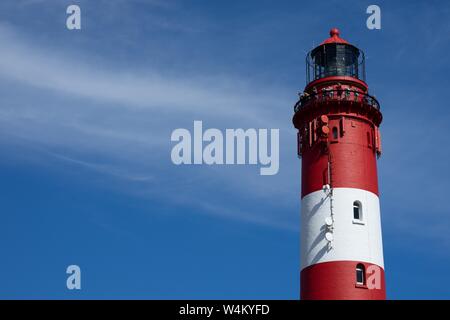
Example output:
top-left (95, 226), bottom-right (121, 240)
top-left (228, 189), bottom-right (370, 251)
top-left (301, 187), bottom-right (384, 270)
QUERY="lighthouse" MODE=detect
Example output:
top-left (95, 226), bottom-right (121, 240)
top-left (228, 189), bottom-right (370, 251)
top-left (293, 28), bottom-right (386, 299)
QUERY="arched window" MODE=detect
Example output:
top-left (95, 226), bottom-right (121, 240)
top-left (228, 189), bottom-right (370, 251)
top-left (332, 127), bottom-right (338, 139)
top-left (353, 201), bottom-right (362, 220)
top-left (356, 264), bottom-right (365, 285)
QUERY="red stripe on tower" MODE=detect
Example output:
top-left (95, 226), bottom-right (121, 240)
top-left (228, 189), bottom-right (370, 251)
top-left (293, 28), bottom-right (386, 300)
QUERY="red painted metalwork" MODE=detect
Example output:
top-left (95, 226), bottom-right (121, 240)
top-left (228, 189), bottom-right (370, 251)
top-left (320, 28), bottom-right (350, 45)
top-left (301, 261), bottom-right (386, 300)
top-left (305, 76), bottom-right (368, 92)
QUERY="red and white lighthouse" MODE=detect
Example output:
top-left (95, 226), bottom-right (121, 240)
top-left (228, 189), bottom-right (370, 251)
top-left (293, 28), bottom-right (386, 300)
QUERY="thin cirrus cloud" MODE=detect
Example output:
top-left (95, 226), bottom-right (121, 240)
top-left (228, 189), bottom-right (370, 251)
top-left (0, 23), bottom-right (297, 230)
top-left (0, 24), bottom-right (285, 124)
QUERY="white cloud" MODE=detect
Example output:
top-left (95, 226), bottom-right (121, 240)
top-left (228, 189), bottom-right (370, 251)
top-left (0, 24), bottom-right (297, 230)
top-left (0, 25), bottom-right (286, 124)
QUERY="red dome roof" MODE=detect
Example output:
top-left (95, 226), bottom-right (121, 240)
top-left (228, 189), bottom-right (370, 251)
top-left (320, 28), bottom-right (349, 45)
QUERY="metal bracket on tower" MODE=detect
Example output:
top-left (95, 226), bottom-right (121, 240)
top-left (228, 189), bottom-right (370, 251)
top-left (323, 184), bottom-right (334, 250)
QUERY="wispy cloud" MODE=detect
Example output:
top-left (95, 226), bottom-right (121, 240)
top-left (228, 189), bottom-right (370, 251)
top-left (0, 25), bottom-right (285, 122)
top-left (0, 22), bottom-right (296, 230)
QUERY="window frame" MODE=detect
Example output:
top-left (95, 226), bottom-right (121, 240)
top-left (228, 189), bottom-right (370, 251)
top-left (352, 200), bottom-right (364, 225)
top-left (355, 263), bottom-right (366, 286)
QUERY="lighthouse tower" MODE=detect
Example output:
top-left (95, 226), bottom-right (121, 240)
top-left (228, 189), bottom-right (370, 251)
top-left (293, 29), bottom-right (386, 299)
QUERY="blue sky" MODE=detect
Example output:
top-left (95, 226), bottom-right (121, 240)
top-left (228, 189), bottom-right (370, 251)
top-left (0, 0), bottom-right (449, 299)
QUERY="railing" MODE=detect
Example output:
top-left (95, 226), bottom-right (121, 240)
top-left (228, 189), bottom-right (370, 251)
top-left (294, 88), bottom-right (380, 113)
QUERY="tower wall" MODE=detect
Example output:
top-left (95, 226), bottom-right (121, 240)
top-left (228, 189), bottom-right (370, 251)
top-left (293, 29), bottom-right (386, 300)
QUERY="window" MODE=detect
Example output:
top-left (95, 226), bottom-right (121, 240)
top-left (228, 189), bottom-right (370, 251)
top-left (353, 201), bottom-right (362, 220)
top-left (332, 127), bottom-right (338, 139)
top-left (356, 264), bottom-right (365, 285)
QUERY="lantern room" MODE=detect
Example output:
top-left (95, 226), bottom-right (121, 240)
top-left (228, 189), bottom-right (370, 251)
top-left (306, 28), bottom-right (366, 83)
